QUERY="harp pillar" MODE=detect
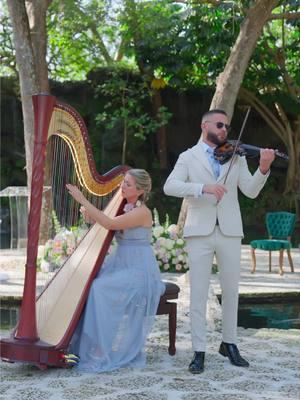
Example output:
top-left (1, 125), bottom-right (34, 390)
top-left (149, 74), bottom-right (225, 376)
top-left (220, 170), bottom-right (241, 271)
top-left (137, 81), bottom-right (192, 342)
top-left (14, 94), bottom-right (56, 341)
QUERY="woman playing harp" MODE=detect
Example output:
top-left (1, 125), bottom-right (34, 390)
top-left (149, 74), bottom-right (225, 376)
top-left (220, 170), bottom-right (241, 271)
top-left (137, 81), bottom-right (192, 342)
top-left (0, 94), bottom-right (129, 369)
top-left (67, 169), bottom-right (165, 372)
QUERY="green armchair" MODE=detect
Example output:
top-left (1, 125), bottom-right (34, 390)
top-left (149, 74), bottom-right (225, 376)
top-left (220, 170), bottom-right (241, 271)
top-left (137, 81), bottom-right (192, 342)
top-left (250, 211), bottom-right (296, 275)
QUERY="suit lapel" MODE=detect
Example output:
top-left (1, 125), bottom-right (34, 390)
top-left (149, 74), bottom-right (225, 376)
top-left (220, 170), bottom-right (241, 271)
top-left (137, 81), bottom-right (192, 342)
top-left (218, 156), bottom-right (238, 182)
top-left (218, 162), bottom-right (230, 182)
top-left (190, 142), bottom-right (215, 177)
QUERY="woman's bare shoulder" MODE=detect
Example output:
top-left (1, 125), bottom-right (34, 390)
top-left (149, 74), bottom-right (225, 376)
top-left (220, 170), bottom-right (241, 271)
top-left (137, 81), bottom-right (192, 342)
top-left (135, 204), bottom-right (153, 227)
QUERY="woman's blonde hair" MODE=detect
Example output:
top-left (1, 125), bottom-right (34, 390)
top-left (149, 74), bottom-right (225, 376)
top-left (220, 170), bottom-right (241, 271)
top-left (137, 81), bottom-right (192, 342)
top-left (127, 168), bottom-right (152, 203)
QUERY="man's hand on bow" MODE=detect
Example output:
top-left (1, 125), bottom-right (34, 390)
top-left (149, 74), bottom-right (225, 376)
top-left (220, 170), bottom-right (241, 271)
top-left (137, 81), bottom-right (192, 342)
top-left (203, 184), bottom-right (227, 202)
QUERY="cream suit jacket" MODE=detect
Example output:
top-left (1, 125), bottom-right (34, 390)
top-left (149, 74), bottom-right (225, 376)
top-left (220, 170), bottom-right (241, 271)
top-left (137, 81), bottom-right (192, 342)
top-left (164, 141), bottom-right (269, 238)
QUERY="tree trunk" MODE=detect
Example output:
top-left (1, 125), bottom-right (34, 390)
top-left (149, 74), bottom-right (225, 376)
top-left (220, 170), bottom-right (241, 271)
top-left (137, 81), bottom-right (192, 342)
top-left (7, 0), bottom-right (38, 186)
top-left (152, 89), bottom-right (168, 169)
top-left (7, 0), bottom-right (51, 188)
top-left (122, 121), bottom-right (128, 165)
top-left (26, 0), bottom-right (51, 93)
top-left (210, 0), bottom-right (279, 120)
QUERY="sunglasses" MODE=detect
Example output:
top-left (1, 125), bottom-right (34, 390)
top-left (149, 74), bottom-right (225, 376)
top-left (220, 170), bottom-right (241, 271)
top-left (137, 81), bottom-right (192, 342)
top-left (205, 121), bottom-right (231, 131)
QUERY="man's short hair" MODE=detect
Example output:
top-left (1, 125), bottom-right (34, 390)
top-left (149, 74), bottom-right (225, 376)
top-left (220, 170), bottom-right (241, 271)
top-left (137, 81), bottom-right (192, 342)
top-left (202, 109), bottom-right (227, 123)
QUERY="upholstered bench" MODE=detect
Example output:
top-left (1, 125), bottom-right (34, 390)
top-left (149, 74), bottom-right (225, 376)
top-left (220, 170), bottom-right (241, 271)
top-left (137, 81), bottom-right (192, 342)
top-left (156, 281), bottom-right (180, 356)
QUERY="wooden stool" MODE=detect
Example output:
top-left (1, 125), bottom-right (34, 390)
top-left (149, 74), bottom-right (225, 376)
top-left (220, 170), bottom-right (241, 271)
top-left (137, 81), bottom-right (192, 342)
top-left (156, 281), bottom-right (180, 356)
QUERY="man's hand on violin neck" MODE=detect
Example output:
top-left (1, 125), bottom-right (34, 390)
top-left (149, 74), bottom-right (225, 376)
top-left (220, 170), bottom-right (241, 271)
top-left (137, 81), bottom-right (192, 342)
top-left (203, 184), bottom-right (227, 202)
top-left (259, 149), bottom-right (276, 175)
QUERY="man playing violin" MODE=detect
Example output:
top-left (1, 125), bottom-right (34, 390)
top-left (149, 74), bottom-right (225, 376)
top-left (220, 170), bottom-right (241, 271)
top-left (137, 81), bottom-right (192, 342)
top-left (164, 109), bottom-right (275, 374)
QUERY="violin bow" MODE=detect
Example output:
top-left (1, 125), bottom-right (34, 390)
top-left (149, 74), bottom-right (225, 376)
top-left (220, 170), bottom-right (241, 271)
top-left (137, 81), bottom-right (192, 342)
top-left (223, 106), bottom-right (251, 185)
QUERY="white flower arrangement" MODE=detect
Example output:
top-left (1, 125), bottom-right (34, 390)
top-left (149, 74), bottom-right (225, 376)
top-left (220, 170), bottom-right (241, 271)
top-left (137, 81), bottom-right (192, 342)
top-left (39, 210), bottom-right (190, 274)
top-left (152, 209), bottom-right (189, 273)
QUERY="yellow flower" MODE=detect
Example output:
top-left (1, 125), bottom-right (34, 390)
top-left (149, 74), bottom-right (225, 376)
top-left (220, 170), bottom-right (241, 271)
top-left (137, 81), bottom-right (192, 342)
top-left (151, 77), bottom-right (167, 90)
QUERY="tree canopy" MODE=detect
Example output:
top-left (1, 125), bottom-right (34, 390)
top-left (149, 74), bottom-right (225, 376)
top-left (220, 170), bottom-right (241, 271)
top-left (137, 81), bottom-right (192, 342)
top-left (1, 0), bottom-right (300, 216)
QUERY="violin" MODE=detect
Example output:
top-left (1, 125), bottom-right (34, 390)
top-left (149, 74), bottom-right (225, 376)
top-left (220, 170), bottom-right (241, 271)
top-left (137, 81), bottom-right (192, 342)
top-left (214, 140), bottom-right (289, 165)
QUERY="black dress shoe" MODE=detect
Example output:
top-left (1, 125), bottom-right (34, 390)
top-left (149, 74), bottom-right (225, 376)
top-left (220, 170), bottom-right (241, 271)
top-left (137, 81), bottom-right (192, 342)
top-left (219, 342), bottom-right (249, 367)
top-left (188, 351), bottom-right (205, 374)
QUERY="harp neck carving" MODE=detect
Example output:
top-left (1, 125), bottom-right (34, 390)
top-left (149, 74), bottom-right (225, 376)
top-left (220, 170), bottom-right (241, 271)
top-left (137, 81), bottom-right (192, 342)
top-left (48, 101), bottom-right (125, 196)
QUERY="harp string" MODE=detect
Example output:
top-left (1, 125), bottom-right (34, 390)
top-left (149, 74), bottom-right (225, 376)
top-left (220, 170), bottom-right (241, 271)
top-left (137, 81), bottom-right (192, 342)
top-left (36, 190), bottom-right (123, 345)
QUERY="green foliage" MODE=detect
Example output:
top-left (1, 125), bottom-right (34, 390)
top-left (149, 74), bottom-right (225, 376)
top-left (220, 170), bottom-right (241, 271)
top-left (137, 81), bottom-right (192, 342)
top-left (2, 0), bottom-right (299, 243)
top-left (94, 67), bottom-right (171, 163)
top-left (47, 0), bottom-right (118, 80)
top-left (121, 1), bottom-right (185, 73)
top-left (51, 210), bottom-right (62, 235)
top-left (0, 8), bottom-right (16, 77)
top-left (245, 3), bottom-right (300, 98)
top-left (239, 176), bottom-right (294, 225)
top-left (121, 0), bottom-right (239, 88)
top-left (179, 4), bottom-right (240, 87)
top-left (3, 0), bottom-right (298, 106)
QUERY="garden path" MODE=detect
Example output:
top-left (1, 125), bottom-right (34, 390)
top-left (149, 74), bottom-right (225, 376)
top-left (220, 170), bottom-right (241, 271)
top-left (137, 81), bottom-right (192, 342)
top-left (0, 246), bottom-right (300, 400)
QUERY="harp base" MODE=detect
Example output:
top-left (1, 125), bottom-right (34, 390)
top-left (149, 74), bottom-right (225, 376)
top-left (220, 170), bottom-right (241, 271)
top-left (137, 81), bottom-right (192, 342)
top-left (0, 337), bottom-right (70, 369)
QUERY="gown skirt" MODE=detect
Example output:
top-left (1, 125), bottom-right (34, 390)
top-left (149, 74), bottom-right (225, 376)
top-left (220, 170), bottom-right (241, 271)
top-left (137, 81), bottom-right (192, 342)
top-left (69, 226), bottom-right (166, 372)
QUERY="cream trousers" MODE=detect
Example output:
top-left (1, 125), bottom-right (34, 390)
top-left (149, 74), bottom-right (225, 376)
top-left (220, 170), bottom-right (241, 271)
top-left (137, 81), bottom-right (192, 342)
top-left (186, 227), bottom-right (242, 351)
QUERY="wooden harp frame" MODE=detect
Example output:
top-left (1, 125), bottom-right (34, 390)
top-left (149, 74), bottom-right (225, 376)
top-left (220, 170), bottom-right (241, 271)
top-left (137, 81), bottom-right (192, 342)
top-left (0, 94), bottom-right (129, 368)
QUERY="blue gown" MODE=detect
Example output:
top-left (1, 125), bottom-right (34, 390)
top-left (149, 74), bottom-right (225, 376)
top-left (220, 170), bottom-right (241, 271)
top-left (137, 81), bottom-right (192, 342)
top-left (69, 226), bottom-right (166, 372)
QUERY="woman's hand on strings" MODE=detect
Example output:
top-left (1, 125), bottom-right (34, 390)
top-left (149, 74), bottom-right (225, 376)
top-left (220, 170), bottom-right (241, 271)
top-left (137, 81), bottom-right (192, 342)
top-left (66, 184), bottom-right (87, 205)
top-left (80, 206), bottom-right (95, 224)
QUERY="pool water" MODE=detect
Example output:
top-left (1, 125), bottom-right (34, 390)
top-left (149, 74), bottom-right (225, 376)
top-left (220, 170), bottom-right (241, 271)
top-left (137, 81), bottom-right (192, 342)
top-left (238, 302), bottom-right (300, 330)
top-left (1, 301), bottom-right (299, 332)
top-left (0, 305), bottom-right (19, 331)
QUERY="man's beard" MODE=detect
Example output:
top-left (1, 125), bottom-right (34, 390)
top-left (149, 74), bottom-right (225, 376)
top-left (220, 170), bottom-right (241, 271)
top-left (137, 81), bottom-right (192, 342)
top-left (207, 131), bottom-right (226, 146)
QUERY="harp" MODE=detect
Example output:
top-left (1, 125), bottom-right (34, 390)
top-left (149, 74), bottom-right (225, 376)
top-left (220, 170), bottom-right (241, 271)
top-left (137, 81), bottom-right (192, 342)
top-left (0, 94), bottom-right (129, 369)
